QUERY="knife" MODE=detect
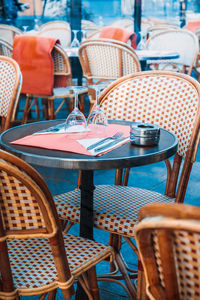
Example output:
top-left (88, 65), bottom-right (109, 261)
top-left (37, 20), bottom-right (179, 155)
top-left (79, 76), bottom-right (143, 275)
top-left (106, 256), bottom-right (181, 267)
top-left (94, 137), bottom-right (128, 153)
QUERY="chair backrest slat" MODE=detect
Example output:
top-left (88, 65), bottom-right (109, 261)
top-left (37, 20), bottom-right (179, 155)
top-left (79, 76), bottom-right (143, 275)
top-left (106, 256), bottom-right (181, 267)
top-left (136, 203), bottom-right (200, 300)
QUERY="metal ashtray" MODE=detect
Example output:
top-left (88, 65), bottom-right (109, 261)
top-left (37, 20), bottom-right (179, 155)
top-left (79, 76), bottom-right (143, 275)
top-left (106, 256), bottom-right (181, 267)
top-left (130, 122), bottom-right (160, 146)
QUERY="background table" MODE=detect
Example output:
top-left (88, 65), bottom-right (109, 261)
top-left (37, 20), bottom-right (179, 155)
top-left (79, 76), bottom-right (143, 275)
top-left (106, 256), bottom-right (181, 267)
top-left (65, 47), bottom-right (180, 71)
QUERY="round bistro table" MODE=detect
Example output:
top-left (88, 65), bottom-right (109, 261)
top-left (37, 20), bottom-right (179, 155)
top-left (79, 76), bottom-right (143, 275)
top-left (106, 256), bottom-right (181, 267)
top-left (0, 119), bottom-right (178, 239)
top-left (0, 119), bottom-right (178, 299)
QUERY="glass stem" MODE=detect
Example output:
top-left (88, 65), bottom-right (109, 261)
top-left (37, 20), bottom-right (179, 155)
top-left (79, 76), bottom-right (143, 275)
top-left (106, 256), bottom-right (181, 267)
top-left (95, 89), bottom-right (100, 106)
top-left (74, 91), bottom-right (79, 109)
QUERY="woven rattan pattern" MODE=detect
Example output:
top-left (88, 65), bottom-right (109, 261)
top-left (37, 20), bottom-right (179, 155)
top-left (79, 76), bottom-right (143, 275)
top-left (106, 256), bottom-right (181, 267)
top-left (0, 169), bottom-right (46, 231)
top-left (0, 60), bottom-right (17, 117)
top-left (85, 44), bottom-right (139, 79)
top-left (7, 233), bottom-right (112, 289)
top-left (0, 39), bottom-right (12, 57)
top-left (52, 47), bottom-right (65, 73)
top-left (100, 75), bottom-right (199, 158)
top-left (146, 29), bottom-right (199, 74)
top-left (173, 230), bottom-right (200, 298)
top-left (55, 185), bottom-right (174, 238)
top-left (79, 39), bottom-right (141, 83)
top-left (137, 217), bottom-right (200, 300)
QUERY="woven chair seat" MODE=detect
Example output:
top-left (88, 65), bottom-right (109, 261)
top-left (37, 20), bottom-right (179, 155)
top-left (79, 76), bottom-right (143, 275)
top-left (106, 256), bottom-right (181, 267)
top-left (55, 185), bottom-right (174, 238)
top-left (7, 233), bottom-right (113, 292)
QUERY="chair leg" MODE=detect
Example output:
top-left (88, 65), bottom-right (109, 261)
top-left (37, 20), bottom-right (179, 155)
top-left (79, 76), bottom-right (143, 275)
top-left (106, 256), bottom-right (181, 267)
top-left (35, 98), bottom-right (40, 121)
top-left (48, 289), bottom-right (57, 300)
top-left (137, 261), bottom-right (147, 300)
top-left (115, 252), bottom-right (137, 299)
top-left (109, 233), bottom-right (121, 272)
top-left (39, 293), bottom-right (47, 300)
top-left (22, 95), bottom-right (31, 124)
top-left (88, 267), bottom-right (101, 300)
top-left (48, 100), bottom-right (55, 120)
top-left (42, 98), bottom-right (49, 120)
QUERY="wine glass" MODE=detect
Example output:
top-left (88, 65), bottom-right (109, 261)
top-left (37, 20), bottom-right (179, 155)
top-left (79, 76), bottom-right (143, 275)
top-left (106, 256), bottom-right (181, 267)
top-left (34, 18), bottom-right (40, 31)
top-left (137, 31), bottom-right (147, 50)
top-left (71, 30), bottom-right (80, 48)
top-left (22, 25), bottom-right (29, 33)
top-left (87, 84), bottom-right (108, 133)
top-left (65, 86), bottom-right (87, 133)
top-left (81, 29), bottom-right (87, 42)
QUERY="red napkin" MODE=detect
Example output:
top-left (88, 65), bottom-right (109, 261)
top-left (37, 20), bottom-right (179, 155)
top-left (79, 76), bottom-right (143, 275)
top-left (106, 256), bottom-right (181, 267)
top-left (11, 124), bottom-right (130, 156)
top-left (12, 35), bottom-right (67, 95)
top-left (99, 26), bottom-right (137, 49)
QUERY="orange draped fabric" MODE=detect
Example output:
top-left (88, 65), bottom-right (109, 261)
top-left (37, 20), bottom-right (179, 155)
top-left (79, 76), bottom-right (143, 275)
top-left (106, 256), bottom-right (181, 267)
top-left (12, 35), bottom-right (66, 95)
top-left (184, 20), bottom-right (200, 32)
top-left (99, 26), bottom-right (137, 49)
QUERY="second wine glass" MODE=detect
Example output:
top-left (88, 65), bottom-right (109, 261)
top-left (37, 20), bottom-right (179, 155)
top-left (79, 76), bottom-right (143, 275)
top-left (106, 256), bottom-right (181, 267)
top-left (65, 86), bottom-right (87, 133)
top-left (87, 84), bottom-right (108, 133)
top-left (71, 30), bottom-right (80, 48)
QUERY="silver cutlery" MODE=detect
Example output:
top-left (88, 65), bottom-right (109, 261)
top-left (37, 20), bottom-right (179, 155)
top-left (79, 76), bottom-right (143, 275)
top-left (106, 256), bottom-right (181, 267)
top-left (94, 137), bottom-right (128, 153)
top-left (87, 132), bottom-right (123, 150)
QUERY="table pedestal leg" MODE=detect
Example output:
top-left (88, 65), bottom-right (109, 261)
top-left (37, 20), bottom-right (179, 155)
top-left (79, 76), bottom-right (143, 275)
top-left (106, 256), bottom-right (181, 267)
top-left (75, 170), bottom-right (95, 300)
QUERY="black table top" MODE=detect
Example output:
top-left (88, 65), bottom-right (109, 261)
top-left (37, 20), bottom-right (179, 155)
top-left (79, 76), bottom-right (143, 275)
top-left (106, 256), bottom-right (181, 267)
top-left (0, 120), bottom-right (178, 171)
top-left (65, 47), bottom-right (180, 61)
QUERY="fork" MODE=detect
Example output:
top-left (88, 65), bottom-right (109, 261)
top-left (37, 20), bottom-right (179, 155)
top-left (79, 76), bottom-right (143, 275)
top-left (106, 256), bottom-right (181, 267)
top-left (87, 132), bottom-right (123, 150)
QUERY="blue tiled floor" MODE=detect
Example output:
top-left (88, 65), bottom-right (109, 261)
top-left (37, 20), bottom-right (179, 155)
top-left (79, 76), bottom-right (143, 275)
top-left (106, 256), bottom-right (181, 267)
top-left (17, 94), bottom-right (200, 299)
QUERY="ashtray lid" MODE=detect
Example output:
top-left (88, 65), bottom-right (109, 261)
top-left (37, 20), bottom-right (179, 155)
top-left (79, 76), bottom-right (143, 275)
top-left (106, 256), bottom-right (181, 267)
top-left (130, 122), bottom-right (160, 137)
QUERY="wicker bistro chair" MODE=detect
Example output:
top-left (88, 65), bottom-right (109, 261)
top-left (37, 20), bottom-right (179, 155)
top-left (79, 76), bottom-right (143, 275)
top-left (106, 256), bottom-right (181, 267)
top-left (0, 39), bottom-right (13, 57)
top-left (194, 28), bottom-right (200, 82)
top-left (22, 43), bottom-right (87, 123)
top-left (38, 25), bottom-right (71, 48)
top-left (53, 71), bottom-right (200, 299)
top-left (145, 29), bottom-right (199, 76)
top-left (78, 38), bottom-right (141, 108)
top-left (0, 24), bottom-right (22, 45)
top-left (135, 202), bottom-right (200, 300)
top-left (0, 149), bottom-right (114, 300)
top-left (81, 20), bottom-right (102, 38)
top-left (39, 20), bottom-right (70, 31)
top-left (0, 56), bottom-right (22, 132)
top-left (146, 24), bottom-right (179, 39)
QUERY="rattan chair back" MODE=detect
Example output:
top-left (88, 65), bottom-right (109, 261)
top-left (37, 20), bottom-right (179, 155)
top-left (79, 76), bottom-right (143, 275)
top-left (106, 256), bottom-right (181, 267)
top-left (146, 24), bottom-right (179, 38)
top-left (99, 71), bottom-right (200, 201)
top-left (195, 27), bottom-right (200, 39)
top-left (81, 19), bottom-right (101, 38)
top-left (146, 29), bottom-right (199, 75)
top-left (0, 24), bottom-right (22, 45)
top-left (52, 43), bottom-right (72, 82)
top-left (39, 20), bottom-right (70, 31)
top-left (135, 202), bottom-right (200, 300)
top-left (0, 56), bottom-right (22, 131)
top-left (0, 149), bottom-right (74, 299)
top-left (0, 39), bottom-right (13, 57)
top-left (78, 38), bottom-right (141, 84)
top-left (38, 25), bottom-right (71, 48)
top-left (110, 17), bottom-right (134, 29)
